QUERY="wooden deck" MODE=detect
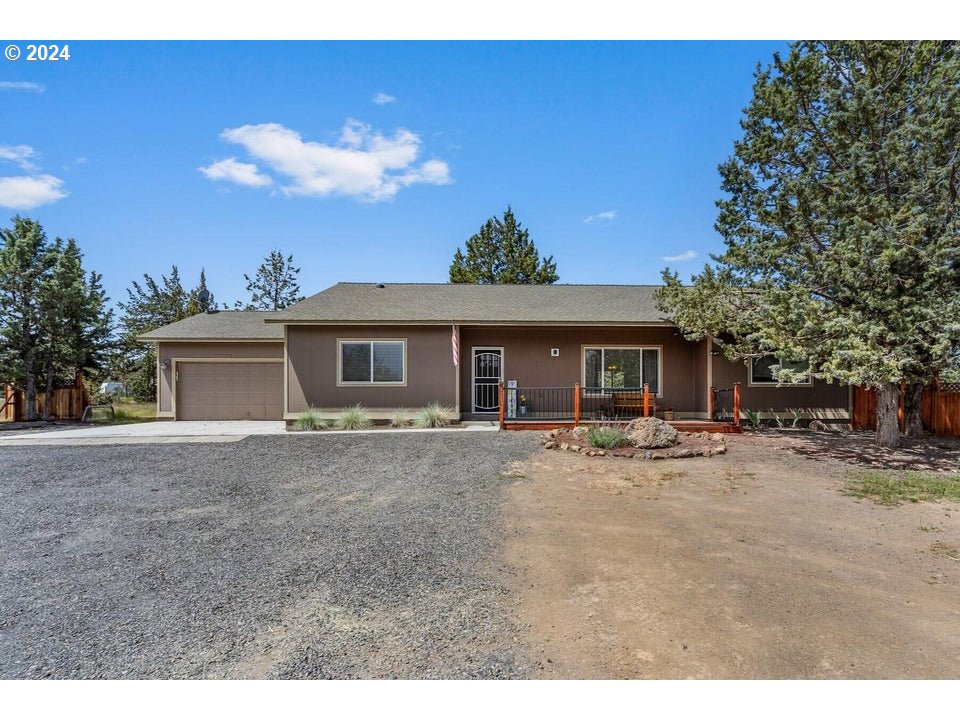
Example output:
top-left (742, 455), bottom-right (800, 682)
top-left (501, 419), bottom-right (743, 433)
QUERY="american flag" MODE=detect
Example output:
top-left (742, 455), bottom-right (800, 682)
top-left (451, 325), bottom-right (459, 367)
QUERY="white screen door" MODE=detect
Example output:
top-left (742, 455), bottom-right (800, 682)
top-left (472, 348), bottom-right (503, 413)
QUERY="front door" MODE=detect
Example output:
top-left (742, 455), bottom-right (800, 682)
top-left (472, 347), bottom-right (503, 413)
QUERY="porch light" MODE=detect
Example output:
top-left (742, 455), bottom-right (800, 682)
top-left (160, 360), bottom-right (169, 371)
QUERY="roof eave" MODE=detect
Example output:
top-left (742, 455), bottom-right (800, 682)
top-left (265, 319), bottom-right (674, 326)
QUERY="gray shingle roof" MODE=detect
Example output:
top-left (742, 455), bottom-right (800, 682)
top-left (138, 311), bottom-right (284, 341)
top-left (268, 283), bottom-right (670, 325)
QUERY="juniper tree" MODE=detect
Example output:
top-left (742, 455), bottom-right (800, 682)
top-left (449, 206), bottom-right (559, 284)
top-left (117, 265), bottom-right (202, 401)
top-left (657, 41), bottom-right (960, 448)
top-left (239, 251), bottom-right (304, 311)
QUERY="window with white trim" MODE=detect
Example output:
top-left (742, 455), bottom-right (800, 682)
top-left (583, 347), bottom-right (660, 394)
top-left (339, 340), bottom-right (405, 384)
top-left (749, 355), bottom-right (811, 385)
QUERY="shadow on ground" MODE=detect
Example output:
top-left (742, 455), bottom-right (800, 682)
top-left (751, 429), bottom-right (960, 472)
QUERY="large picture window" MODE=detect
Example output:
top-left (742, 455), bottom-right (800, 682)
top-left (749, 355), bottom-right (811, 386)
top-left (583, 347), bottom-right (660, 394)
top-left (338, 340), bottom-right (405, 385)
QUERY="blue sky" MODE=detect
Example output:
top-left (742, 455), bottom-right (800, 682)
top-left (0, 41), bottom-right (785, 307)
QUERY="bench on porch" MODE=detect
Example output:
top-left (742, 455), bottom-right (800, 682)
top-left (611, 390), bottom-right (657, 417)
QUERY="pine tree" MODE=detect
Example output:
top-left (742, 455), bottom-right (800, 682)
top-left (37, 239), bottom-right (114, 418)
top-left (187, 268), bottom-right (215, 315)
top-left (0, 219), bottom-right (112, 420)
top-left (656, 41), bottom-right (960, 448)
top-left (0, 217), bottom-right (58, 420)
top-left (449, 207), bottom-right (559, 284)
top-left (238, 251), bottom-right (304, 311)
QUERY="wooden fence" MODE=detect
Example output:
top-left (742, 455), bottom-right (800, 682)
top-left (1, 384), bottom-right (89, 422)
top-left (851, 383), bottom-right (960, 437)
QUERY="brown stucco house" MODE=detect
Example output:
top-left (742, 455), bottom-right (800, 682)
top-left (139, 282), bottom-right (851, 424)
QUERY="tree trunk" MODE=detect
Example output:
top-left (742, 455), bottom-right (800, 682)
top-left (23, 363), bottom-right (37, 421)
top-left (903, 382), bottom-right (925, 438)
top-left (43, 359), bottom-right (54, 421)
top-left (875, 382), bottom-right (901, 448)
top-left (21, 315), bottom-right (38, 421)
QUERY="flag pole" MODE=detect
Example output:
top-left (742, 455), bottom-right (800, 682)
top-left (452, 323), bottom-right (460, 418)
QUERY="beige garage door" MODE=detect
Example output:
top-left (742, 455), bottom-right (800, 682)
top-left (176, 361), bottom-right (283, 420)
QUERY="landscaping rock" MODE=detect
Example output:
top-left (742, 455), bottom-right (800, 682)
top-left (808, 419), bottom-right (833, 431)
top-left (624, 417), bottom-right (679, 449)
top-left (559, 443), bottom-right (569, 451)
top-left (543, 441), bottom-right (556, 450)
top-left (713, 444), bottom-right (726, 455)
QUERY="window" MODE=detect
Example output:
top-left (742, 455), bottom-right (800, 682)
top-left (338, 340), bottom-right (405, 385)
top-left (749, 355), bottom-right (811, 386)
top-left (583, 347), bottom-right (660, 394)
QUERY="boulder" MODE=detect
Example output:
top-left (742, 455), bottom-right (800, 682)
top-left (624, 417), bottom-right (679, 449)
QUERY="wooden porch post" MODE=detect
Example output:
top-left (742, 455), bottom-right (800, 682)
top-left (574, 383), bottom-right (581, 426)
top-left (709, 386), bottom-right (716, 421)
top-left (643, 383), bottom-right (650, 418)
top-left (732, 382), bottom-right (741, 426)
top-left (498, 383), bottom-right (505, 430)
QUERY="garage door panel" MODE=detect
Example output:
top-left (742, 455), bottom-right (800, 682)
top-left (177, 362), bottom-right (283, 420)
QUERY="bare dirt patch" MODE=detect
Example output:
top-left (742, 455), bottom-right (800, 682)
top-left (503, 433), bottom-right (960, 678)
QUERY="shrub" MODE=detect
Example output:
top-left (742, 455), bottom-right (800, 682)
top-left (413, 402), bottom-right (456, 428)
top-left (587, 426), bottom-right (630, 449)
top-left (335, 404), bottom-right (373, 430)
top-left (744, 409), bottom-right (763, 428)
top-left (294, 407), bottom-right (328, 431)
top-left (390, 408), bottom-right (410, 428)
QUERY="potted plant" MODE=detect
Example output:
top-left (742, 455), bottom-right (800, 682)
top-left (519, 394), bottom-right (529, 416)
top-left (662, 406), bottom-right (675, 421)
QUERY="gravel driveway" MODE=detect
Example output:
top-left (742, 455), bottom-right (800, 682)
top-left (0, 432), bottom-right (539, 679)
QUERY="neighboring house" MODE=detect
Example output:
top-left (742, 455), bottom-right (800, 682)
top-left (138, 283), bottom-right (851, 423)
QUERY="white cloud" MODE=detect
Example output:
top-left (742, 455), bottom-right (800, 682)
top-left (0, 81), bottom-right (45, 93)
top-left (661, 250), bottom-right (697, 262)
top-left (0, 144), bottom-right (67, 209)
top-left (198, 157), bottom-right (273, 188)
top-left (0, 175), bottom-right (68, 209)
top-left (206, 120), bottom-right (452, 201)
top-left (0, 144), bottom-right (38, 172)
top-left (585, 210), bottom-right (616, 223)
top-left (372, 92), bottom-right (397, 105)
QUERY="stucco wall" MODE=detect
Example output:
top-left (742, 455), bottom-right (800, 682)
top-left (286, 325), bottom-right (457, 415)
top-left (156, 341), bottom-right (284, 416)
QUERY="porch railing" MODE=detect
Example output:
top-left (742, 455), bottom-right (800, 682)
top-left (503, 386), bottom-right (576, 421)
top-left (709, 383), bottom-right (741, 424)
top-left (498, 383), bottom-right (657, 426)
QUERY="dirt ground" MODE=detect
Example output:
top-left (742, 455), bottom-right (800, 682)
top-left (502, 431), bottom-right (960, 679)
